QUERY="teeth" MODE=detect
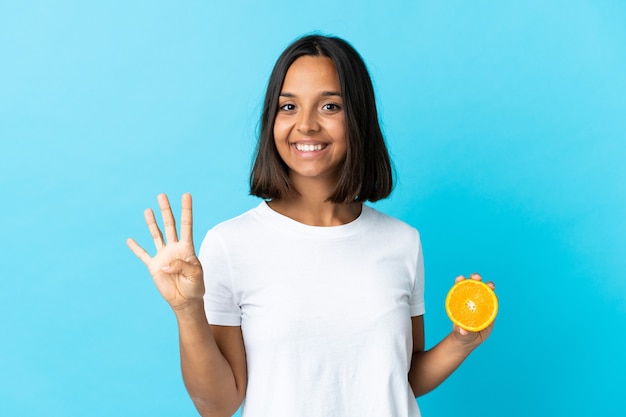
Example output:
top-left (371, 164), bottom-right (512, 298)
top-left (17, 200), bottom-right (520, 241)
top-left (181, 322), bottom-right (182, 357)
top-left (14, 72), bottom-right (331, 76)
top-left (295, 143), bottom-right (325, 152)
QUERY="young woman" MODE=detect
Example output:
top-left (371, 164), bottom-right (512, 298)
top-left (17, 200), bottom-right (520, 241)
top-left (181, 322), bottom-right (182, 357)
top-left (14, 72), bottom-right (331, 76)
top-left (127, 34), bottom-right (495, 417)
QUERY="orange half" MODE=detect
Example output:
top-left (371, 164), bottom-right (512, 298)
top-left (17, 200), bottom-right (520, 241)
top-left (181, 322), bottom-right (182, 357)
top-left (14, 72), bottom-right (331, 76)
top-left (445, 279), bottom-right (498, 332)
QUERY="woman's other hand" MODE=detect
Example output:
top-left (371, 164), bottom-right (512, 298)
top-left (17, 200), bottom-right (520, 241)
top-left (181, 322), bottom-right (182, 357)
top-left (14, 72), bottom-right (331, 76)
top-left (450, 273), bottom-right (496, 350)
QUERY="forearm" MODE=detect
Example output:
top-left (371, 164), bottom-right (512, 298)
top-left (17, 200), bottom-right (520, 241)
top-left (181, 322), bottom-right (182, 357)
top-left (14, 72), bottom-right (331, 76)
top-left (175, 303), bottom-right (243, 417)
top-left (408, 332), bottom-right (473, 397)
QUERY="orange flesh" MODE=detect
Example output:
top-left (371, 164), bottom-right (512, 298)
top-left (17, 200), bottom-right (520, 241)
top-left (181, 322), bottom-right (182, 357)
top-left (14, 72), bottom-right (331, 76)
top-left (445, 279), bottom-right (498, 332)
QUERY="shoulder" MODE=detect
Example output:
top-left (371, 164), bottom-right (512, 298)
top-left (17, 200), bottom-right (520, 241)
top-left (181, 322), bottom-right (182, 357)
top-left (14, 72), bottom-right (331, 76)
top-left (198, 202), bottom-right (267, 251)
top-left (360, 206), bottom-right (422, 251)
top-left (210, 203), bottom-right (266, 232)
top-left (363, 206), bottom-right (420, 237)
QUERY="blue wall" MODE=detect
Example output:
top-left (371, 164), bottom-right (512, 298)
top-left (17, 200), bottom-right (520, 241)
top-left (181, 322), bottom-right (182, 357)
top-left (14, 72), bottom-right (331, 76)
top-left (2, 1), bottom-right (624, 416)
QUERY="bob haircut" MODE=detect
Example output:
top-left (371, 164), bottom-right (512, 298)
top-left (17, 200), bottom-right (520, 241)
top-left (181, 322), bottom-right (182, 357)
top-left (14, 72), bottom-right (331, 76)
top-left (250, 34), bottom-right (393, 203)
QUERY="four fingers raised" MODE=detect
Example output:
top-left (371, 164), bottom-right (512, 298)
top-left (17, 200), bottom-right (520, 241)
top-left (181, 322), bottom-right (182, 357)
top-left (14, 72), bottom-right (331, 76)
top-left (128, 193), bottom-right (195, 261)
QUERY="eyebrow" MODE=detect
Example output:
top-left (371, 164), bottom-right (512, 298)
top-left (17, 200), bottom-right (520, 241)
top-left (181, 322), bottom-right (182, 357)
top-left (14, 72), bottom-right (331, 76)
top-left (279, 91), bottom-right (342, 98)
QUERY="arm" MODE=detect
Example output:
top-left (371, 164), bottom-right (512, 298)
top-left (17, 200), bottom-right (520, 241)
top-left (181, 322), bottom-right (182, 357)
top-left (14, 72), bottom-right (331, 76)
top-left (127, 194), bottom-right (246, 417)
top-left (176, 305), bottom-right (246, 417)
top-left (408, 275), bottom-right (495, 397)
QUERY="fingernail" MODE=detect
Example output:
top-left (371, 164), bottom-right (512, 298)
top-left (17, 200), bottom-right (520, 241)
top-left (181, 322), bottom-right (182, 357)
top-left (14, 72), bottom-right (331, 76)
top-left (162, 265), bottom-right (171, 272)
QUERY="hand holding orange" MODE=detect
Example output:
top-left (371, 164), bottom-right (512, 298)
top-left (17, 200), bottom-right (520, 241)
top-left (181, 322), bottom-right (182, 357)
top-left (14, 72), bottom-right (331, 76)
top-left (445, 276), bottom-right (498, 332)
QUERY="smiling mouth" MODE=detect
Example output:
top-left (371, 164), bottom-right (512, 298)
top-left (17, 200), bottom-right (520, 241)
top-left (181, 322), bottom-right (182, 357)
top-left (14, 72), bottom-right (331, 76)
top-left (294, 143), bottom-right (327, 152)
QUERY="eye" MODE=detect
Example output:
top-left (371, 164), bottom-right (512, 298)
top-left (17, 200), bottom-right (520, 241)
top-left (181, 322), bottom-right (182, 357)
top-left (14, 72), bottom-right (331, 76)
top-left (279, 103), bottom-right (296, 111)
top-left (322, 103), bottom-right (341, 111)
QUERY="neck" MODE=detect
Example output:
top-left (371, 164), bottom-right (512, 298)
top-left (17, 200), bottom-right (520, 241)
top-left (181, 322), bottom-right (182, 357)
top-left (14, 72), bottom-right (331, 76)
top-left (268, 184), bottom-right (361, 227)
top-left (268, 173), bottom-right (362, 226)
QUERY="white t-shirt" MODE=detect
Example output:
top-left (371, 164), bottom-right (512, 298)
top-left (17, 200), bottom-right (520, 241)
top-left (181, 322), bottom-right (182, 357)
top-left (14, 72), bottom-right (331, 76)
top-left (199, 202), bottom-right (425, 417)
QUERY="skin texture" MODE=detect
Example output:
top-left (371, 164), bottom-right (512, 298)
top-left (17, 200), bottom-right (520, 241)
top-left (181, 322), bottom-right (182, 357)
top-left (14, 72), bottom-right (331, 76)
top-left (127, 194), bottom-right (246, 417)
top-left (127, 57), bottom-right (495, 416)
top-left (269, 56), bottom-right (360, 226)
top-left (274, 56), bottom-right (347, 186)
top-left (408, 274), bottom-right (495, 396)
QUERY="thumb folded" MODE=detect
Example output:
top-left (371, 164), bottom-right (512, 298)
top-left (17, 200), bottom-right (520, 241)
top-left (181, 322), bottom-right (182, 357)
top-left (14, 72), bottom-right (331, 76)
top-left (162, 259), bottom-right (201, 277)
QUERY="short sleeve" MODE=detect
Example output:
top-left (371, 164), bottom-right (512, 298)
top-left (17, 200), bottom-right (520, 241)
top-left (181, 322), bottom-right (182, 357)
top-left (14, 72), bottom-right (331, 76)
top-left (198, 229), bottom-right (242, 326)
top-left (409, 239), bottom-right (425, 317)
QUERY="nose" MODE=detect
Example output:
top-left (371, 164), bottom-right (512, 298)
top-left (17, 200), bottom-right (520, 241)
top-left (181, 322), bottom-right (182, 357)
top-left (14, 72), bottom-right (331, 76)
top-left (296, 106), bottom-right (320, 133)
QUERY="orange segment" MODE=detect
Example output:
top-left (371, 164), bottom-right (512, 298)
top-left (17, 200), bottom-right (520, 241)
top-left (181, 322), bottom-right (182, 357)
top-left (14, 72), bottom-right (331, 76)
top-left (445, 279), bottom-right (498, 332)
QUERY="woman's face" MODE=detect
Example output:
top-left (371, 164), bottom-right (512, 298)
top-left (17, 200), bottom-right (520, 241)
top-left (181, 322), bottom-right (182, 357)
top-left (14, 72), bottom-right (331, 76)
top-left (273, 56), bottom-right (347, 184)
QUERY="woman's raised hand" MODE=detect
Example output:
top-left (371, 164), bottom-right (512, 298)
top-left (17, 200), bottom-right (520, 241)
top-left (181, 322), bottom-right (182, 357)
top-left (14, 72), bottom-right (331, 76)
top-left (127, 193), bottom-right (205, 311)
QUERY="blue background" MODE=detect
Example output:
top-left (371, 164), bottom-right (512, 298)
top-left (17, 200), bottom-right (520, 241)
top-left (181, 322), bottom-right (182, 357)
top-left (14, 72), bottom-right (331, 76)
top-left (2, 1), bottom-right (625, 416)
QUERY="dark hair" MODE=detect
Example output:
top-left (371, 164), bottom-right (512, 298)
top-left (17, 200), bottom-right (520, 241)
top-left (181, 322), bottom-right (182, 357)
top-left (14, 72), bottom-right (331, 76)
top-left (249, 34), bottom-right (393, 203)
